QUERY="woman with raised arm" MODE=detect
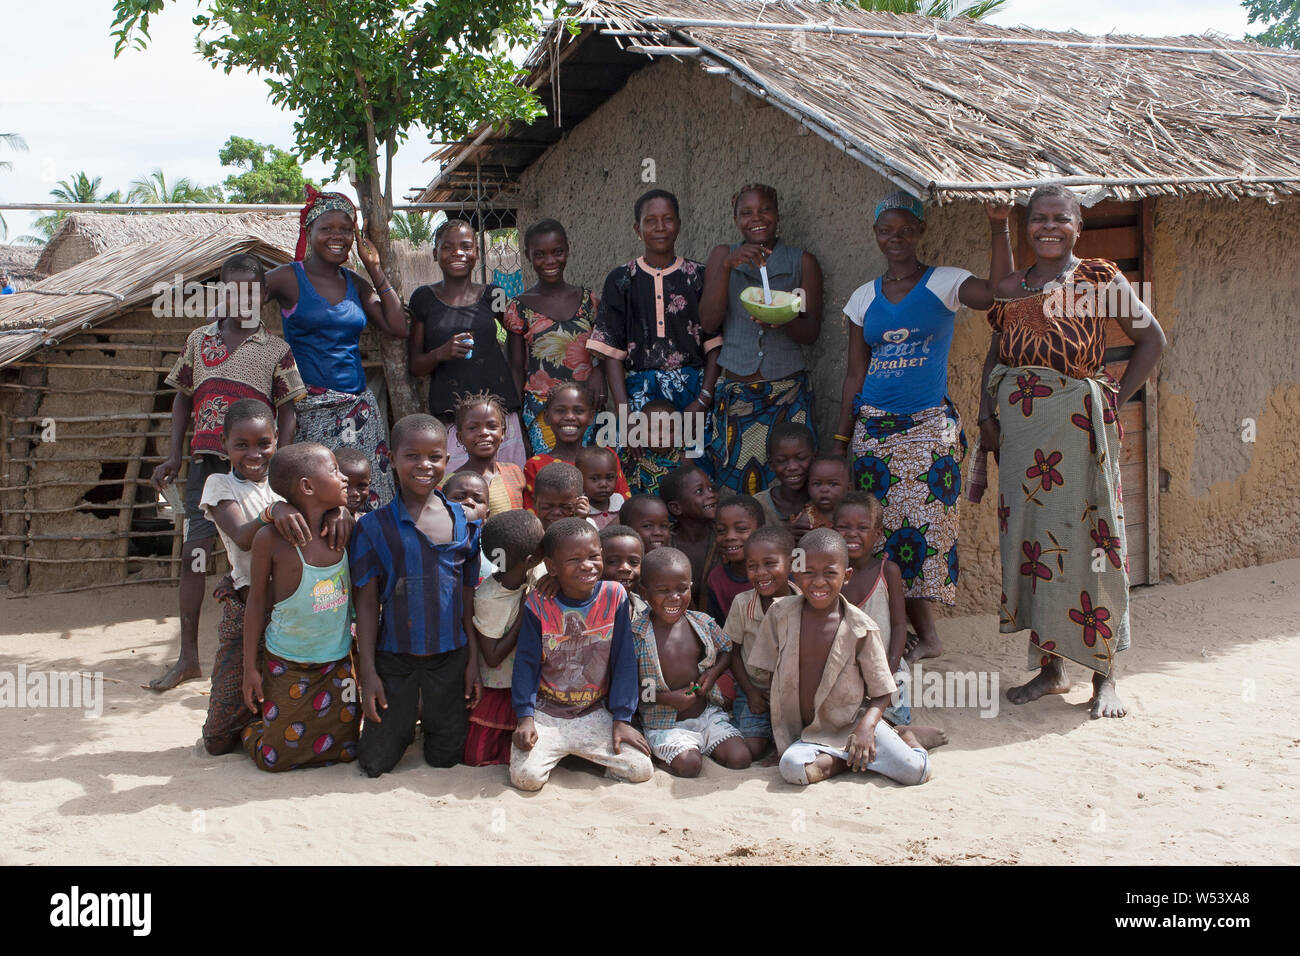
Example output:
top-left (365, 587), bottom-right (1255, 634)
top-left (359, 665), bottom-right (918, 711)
top-left (981, 184), bottom-right (1164, 719)
top-left (265, 186), bottom-right (408, 507)
top-left (835, 192), bottom-right (1013, 666)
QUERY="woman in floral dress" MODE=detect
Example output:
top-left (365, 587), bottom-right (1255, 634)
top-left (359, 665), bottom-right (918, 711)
top-left (980, 185), bottom-right (1164, 719)
top-left (505, 218), bottom-right (604, 455)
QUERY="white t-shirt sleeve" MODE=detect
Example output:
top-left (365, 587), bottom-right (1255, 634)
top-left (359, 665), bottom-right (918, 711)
top-left (843, 282), bottom-right (877, 327)
top-left (926, 266), bottom-right (974, 313)
top-left (198, 472), bottom-right (236, 517)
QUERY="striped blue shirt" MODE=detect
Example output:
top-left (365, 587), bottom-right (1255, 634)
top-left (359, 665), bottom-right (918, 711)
top-left (349, 490), bottom-right (482, 655)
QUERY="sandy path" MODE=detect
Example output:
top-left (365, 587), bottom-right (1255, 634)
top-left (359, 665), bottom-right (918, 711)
top-left (1, 560), bottom-right (1297, 865)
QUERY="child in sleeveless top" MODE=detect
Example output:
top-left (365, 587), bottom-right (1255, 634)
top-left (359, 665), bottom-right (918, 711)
top-left (834, 492), bottom-right (945, 747)
top-left (241, 443), bottom-right (358, 771)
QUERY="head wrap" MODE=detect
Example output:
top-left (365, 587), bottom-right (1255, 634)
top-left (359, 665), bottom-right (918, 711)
top-left (296, 184), bottom-right (357, 261)
top-left (873, 191), bottom-right (925, 224)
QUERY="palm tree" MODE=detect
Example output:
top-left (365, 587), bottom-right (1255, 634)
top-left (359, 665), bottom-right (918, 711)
top-left (127, 168), bottom-right (221, 204)
top-left (842, 0), bottom-right (1007, 18)
top-left (390, 211), bottom-right (439, 247)
top-left (0, 132), bottom-right (30, 240)
top-left (18, 172), bottom-right (124, 246)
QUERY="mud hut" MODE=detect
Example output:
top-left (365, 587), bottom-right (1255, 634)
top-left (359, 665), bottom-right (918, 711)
top-left (0, 223), bottom-right (389, 595)
top-left (416, 0), bottom-right (1300, 610)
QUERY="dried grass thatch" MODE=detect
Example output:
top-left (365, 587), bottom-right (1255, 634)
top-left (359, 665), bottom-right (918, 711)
top-left (420, 0), bottom-right (1300, 205)
top-left (0, 233), bottom-right (293, 367)
top-left (34, 211), bottom-right (298, 276)
top-left (0, 244), bottom-right (41, 289)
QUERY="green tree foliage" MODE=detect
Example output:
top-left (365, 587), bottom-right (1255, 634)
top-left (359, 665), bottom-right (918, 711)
top-left (1243, 0), bottom-right (1299, 47)
top-left (219, 135), bottom-right (315, 203)
top-left (841, 0), bottom-right (1008, 18)
top-left (0, 132), bottom-right (29, 240)
top-left (109, 0), bottom-right (555, 417)
top-left (389, 210), bottom-right (438, 247)
top-left (24, 171), bottom-right (126, 245)
top-left (127, 167), bottom-right (222, 203)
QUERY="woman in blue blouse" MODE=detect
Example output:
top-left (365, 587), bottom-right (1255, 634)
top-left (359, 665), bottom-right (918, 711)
top-left (265, 188), bottom-right (408, 506)
top-left (835, 193), bottom-right (1010, 664)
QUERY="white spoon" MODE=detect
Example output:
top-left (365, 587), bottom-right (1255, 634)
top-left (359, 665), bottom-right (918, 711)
top-left (760, 264), bottom-right (772, 305)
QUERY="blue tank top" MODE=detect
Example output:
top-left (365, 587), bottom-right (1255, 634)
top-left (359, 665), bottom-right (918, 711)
top-left (264, 546), bottom-right (353, 664)
top-left (281, 261), bottom-right (368, 393)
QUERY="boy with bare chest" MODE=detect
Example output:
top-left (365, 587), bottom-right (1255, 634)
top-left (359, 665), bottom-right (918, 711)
top-left (632, 548), bottom-right (751, 776)
top-left (748, 529), bottom-right (933, 786)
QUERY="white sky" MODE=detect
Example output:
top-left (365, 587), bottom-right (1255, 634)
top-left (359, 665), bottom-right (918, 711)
top-left (0, 0), bottom-right (1258, 240)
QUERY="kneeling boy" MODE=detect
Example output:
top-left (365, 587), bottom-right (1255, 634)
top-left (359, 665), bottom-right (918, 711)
top-left (748, 528), bottom-right (932, 786)
top-left (633, 547), bottom-right (751, 776)
top-left (510, 518), bottom-right (652, 791)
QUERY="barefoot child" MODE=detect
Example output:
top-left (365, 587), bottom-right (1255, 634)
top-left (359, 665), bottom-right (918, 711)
top-left (198, 400), bottom-right (282, 755)
top-left (724, 525), bottom-right (797, 760)
top-left (632, 548), bottom-right (752, 776)
top-left (465, 510), bottom-right (545, 767)
top-left (707, 494), bottom-right (765, 625)
top-left (748, 529), bottom-right (932, 786)
top-left (448, 390), bottom-right (525, 516)
top-left (619, 494), bottom-right (672, 555)
top-left (149, 254), bottom-right (306, 691)
top-left (510, 518), bottom-right (653, 790)
top-left (351, 415), bottom-right (483, 776)
top-left (753, 422), bottom-right (814, 535)
top-left (576, 445), bottom-right (625, 529)
top-left (522, 383), bottom-right (629, 509)
top-left (600, 524), bottom-right (648, 617)
top-left (662, 463), bottom-right (718, 607)
top-left (335, 447), bottom-right (372, 517)
top-left (241, 443), bottom-right (358, 771)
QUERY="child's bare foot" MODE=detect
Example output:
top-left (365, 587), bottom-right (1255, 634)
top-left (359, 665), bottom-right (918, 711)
top-left (903, 631), bottom-right (942, 666)
top-left (144, 656), bottom-right (201, 692)
top-left (1090, 672), bottom-right (1127, 719)
top-left (758, 752), bottom-right (779, 768)
top-left (899, 725), bottom-right (948, 750)
top-left (1006, 657), bottom-right (1070, 705)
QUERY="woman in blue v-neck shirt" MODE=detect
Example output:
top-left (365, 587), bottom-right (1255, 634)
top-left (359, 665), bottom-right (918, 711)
top-left (834, 193), bottom-right (1011, 669)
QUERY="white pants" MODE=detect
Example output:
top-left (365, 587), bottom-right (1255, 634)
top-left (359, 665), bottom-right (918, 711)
top-left (779, 722), bottom-right (930, 786)
top-left (510, 708), bottom-right (654, 791)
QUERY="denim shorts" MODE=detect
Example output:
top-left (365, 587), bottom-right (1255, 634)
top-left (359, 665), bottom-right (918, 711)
top-left (731, 684), bottom-right (774, 740)
top-left (183, 453), bottom-right (229, 543)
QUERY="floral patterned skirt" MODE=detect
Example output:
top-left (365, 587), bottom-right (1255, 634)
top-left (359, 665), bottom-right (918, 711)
top-left (990, 364), bottom-right (1130, 676)
top-left (850, 400), bottom-right (965, 605)
top-left (295, 386), bottom-right (393, 508)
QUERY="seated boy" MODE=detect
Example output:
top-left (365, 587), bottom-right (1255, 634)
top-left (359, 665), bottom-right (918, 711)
top-left (335, 447), bottom-right (373, 517)
top-left (241, 443), bottom-right (358, 772)
top-left (351, 415), bottom-right (483, 777)
top-left (510, 518), bottom-right (652, 791)
top-left (466, 510), bottom-right (545, 767)
top-left (724, 525), bottom-right (798, 761)
top-left (748, 529), bottom-right (932, 787)
top-left (576, 445), bottom-right (625, 530)
top-left (632, 548), bottom-right (751, 777)
top-left (600, 523), bottom-right (648, 617)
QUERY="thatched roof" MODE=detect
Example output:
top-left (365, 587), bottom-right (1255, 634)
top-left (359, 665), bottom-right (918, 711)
top-left (34, 211), bottom-right (299, 275)
top-left (0, 233), bottom-right (292, 367)
top-left (0, 244), bottom-right (41, 289)
top-left (417, 0), bottom-right (1300, 207)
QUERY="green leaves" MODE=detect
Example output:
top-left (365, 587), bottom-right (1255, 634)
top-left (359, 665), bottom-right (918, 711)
top-left (1243, 0), bottom-right (1300, 48)
top-left (218, 136), bottom-right (316, 203)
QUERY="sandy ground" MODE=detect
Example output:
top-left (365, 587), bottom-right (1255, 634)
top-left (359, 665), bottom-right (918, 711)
top-left (1, 560), bottom-right (1298, 866)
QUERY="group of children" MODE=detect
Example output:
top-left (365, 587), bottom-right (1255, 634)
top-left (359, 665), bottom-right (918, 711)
top-left (179, 339), bottom-right (945, 787)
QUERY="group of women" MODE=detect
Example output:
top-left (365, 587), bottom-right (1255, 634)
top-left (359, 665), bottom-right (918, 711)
top-left (274, 180), bottom-right (1164, 720)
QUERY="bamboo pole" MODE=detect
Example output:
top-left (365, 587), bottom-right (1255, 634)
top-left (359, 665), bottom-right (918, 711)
top-left (5, 576), bottom-right (178, 597)
top-left (7, 431), bottom-right (171, 442)
top-left (9, 412), bottom-right (172, 423)
top-left (0, 477), bottom-right (155, 492)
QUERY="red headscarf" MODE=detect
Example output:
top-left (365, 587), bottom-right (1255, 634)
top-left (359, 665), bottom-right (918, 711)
top-left (295, 184), bottom-right (357, 261)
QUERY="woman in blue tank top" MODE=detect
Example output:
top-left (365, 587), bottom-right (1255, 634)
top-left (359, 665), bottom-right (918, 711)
top-left (834, 192), bottom-right (1012, 668)
top-left (265, 188), bottom-right (409, 507)
top-left (700, 184), bottom-right (825, 494)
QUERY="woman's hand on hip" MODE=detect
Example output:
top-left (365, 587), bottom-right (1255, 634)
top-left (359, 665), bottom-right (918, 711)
top-left (979, 416), bottom-right (1001, 452)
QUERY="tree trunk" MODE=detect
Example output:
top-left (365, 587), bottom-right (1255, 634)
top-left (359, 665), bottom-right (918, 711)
top-left (356, 168), bottom-right (422, 421)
